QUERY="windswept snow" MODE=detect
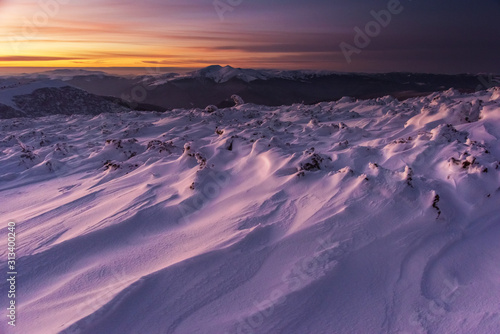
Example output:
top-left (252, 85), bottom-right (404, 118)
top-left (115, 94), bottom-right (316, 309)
top-left (1, 88), bottom-right (500, 334)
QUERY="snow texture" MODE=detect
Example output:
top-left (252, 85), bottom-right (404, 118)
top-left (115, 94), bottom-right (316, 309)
top-left (1, 87), bottom-right (500, 334)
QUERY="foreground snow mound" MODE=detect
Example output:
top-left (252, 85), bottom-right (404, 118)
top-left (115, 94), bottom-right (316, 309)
top-left (0, 89), bottom-right (500, 334)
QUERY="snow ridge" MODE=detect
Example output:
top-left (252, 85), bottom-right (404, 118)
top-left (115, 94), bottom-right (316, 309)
top-left (0, 88), bottom-right (499, 334)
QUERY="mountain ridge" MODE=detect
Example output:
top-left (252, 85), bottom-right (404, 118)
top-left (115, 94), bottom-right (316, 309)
top-left (1, 67), bottom-right (499, 116)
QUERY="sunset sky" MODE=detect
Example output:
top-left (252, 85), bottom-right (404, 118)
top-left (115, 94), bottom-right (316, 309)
top-left (0, 0), bottom-right (499, 73)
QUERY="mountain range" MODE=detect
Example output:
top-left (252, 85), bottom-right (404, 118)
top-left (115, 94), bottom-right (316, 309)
top-left (1, 65), bottom-right (499, 118)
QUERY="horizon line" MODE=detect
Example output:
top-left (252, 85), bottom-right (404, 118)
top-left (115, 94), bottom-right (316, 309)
top-left (0, 66), bottom-right (498, 77)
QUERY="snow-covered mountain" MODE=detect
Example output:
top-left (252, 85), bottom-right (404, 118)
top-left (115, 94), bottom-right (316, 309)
top-left (1, 87), bottom-right (499, 334)
top-left (5, 66), bottom-right (333, 84)
top-left (181, 65), bottom-right (332, 83)
top-left (4, 67), bottom-right (496, 110)
top-left (67, 68), bottom-right (500, 109)
top-left (0, 80), bottom-right (134, 118)
top-left (0, 78), bottom-right (68, 108)
top-left (22, 69), bottom-right (110, 81)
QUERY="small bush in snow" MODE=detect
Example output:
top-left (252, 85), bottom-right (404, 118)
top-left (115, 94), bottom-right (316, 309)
top-left (231, 94), bottom-right (244, 106)
top-left (205, 105), bottom-right (218, 113)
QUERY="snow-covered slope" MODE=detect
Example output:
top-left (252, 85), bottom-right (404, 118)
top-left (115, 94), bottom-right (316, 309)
top-left (182, 65), bottom-right (331, 83)
top-left (0, 81), bottom-right (132, 118)
top-left (7, 68), bottom-right (494, 110)
top-left (0, 78), bottom-right (68, 108)
top-left (2, 66), bottom-right (332, 85)
top-left (1, 88), bottom-right (500, 334)
top-left (23, 69), bottom-right (110, 81)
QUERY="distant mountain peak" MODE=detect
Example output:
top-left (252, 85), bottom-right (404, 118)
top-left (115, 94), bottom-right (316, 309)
top-left (186, 65), bottom-right (331, 83)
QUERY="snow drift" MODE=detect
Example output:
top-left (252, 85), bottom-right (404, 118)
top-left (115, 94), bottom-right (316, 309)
top-left (0, 87), bottom-right (499, 334)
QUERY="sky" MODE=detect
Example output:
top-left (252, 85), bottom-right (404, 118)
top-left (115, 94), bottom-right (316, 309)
top-left (0, 0), bottom-right (499, 73)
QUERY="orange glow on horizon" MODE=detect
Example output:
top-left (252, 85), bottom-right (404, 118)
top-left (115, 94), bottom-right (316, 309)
top-left (0, 0), bottom-right (341, 71)
top-left (1, 0), bottom-right (499, 74)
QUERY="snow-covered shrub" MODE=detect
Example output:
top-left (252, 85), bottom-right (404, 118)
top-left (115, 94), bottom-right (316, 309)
top-left (298, 150), bottom-right (333, 173)
top-left (205, 105), bottom-right (218, 113)
top-left (231, 94), bottom-right (244, 106)
top-left (431, 124), bottom-right (468, 143)
top-left (146, 140), bottom-right (176, 154)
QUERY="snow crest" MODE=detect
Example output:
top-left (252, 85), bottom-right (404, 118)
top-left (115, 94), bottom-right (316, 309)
top-left (1, 89), bottom-right (500, 334)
